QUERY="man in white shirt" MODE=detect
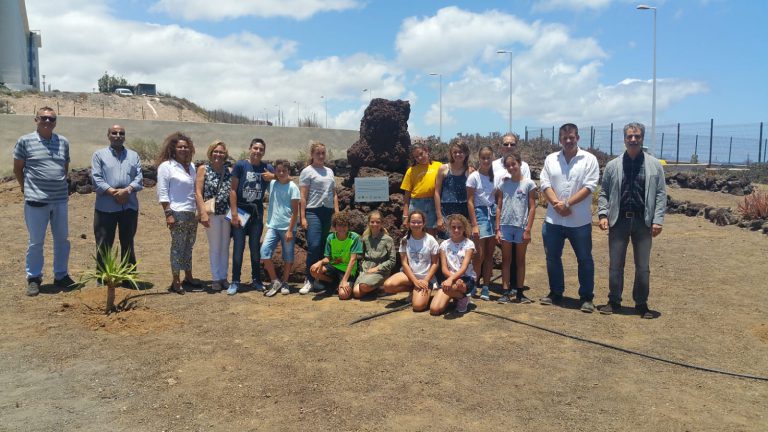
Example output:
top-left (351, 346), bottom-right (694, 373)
top-left (491, 133), bottom-right (531, 298)
top-left (539, 124), bottom-right (600, 312)
top-left (492, 133), bottom-right (531, 180)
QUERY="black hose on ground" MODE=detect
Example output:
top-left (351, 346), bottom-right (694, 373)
top-left (473, 310), bottom-right (768, 382)
top-left (347, 302), bottom-right (412, 326)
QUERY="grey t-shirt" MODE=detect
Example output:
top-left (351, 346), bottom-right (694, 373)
top-left (496, 177), bottom-right (537, 228)
top-left (13, 132), bottom-right (71, 203)
top-left (299, 165), bottom-right (335, 209)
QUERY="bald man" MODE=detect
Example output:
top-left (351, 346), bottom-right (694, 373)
top-left (91, 125), bottom-right (144, 278)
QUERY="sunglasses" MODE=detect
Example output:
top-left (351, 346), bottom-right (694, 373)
top-left (110, 131), bottom-right (126, 136)
top-left (37, 116), bottom-right (57, 123)
top-left (502, 142), bottom-right (517, 147)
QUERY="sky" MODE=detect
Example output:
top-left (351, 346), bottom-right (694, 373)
top-left (25, 0), bottom-right (768, 145)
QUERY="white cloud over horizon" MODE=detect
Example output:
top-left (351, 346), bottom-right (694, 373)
top-left (27, 0), bottom-right (402, 130)
top-left (25, 1), bottom-right (708, 135)
top-left (150, 0), bottom-right (363, 21)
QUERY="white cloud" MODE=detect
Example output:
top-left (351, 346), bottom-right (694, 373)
top-left (532, 0), bottom-right (614, 13)
top-left (27, 0), bottom-right (403, 126)
top-left (396, 6), bottom-right (538, 73)
top-left (150, 0), bottom-right (362, 21)
top-left (398, 7), bottom-right (704, 127)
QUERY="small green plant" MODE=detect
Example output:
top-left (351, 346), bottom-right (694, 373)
top-left (78, 247), bottom-right (143, 314)
top-left (737, 191), bottom-right (768, 220)
top-left (129, 138), bottom-right (159, 163)
top-left (690, 153), bottom-right (699, 164)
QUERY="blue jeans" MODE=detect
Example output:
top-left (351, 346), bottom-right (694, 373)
top-left (542, 222), bottom-right (594, 301)
top-left (231, 210), bottom-right (263, 283)
top-left (25, 201), bottom-right (70, 280)
top-left (305, 207), bottom-right (333, 282)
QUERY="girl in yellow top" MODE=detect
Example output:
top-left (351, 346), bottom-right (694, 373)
top-left (400, 141), bottom-right (442, 235)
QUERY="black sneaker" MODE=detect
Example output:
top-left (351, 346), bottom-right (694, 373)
top-left (513, 294), bottom-right (533, 304)
top-left (636, 304), bottom-right (654, 319)
top-left (599, 302), bottom-right (621, 315)
top-left (539, 292), bottom-right (562, 306)
top-left (26, 277), bottom-right (41, 297)
top-left (54, 274), bottom-right (82, 290)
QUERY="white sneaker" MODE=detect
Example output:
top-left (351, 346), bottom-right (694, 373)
top-left (227, 282), bottom-right (239, 296)
top-left (299, 279), bottom-right (312, 295)
top-left (280, 282), bottom-right (290, 295)
top-left (265, 280), bottom-right (281, 297)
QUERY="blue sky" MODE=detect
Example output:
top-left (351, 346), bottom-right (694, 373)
top-left (27, 0), bottom-right (767, 146)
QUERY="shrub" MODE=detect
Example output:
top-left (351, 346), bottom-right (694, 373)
top-left (737, 191), bottom-right (768, 220)
top-left (78, 247), bottom-right (143, 314)
top-left (129, 138), bottom-right (159, 162)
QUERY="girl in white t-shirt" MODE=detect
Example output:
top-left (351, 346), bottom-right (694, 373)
top-left (431, 214), bottom-right (475, 315)
top-left (466, 145), bottom-right (496, 300)
top-left (495, 153), bottom-right (537, 304)
top-left (382, 210), bottom-right (439, 312)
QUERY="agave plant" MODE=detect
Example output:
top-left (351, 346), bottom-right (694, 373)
top-left (79, 247), bottom-right (143, 314)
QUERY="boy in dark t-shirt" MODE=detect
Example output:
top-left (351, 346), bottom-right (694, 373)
top-left (227, 138), bottom-right (274, 295)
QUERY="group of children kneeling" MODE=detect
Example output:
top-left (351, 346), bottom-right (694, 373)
top-left (261, 144), bottom-right (536, 316)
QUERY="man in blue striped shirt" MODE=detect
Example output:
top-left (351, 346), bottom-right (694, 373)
top-left (91, 125), bottom-right (144, 278)
top-left (13, 107), bottom-right (75, 296)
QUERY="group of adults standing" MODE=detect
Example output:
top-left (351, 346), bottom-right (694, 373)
top-left (13, 106), bottom-right (666, 318)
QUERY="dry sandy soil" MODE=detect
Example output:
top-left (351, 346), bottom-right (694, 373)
top-left (0, 181), bottom-right (766, 432)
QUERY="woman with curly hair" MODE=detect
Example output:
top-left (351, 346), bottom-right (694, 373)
top-left (156, 131), bottom-right (200, 294)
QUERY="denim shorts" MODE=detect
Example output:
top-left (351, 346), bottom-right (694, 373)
top-left (474, 205), bottom-right (496, 239)
top-left (409, 197), bottom-right (437, 228)
top-left (259, 228), bottom-right (295, 262)
top-left (500, 225), bottom-right (525, 244)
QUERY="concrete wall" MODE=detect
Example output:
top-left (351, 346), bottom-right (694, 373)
top-left (1, 114), bottom-right (360, 173)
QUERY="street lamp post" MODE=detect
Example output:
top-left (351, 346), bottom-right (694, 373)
top-left (293, 101), bottom-right (300, 126)
top-left (496, 50), bottom-right (513, 134)
top-left (362, 88), bottom-right (372, 102)
top-left (41, 74), bottom-right (46, 93)
top-left (637, 4), bottom-right (657, 155)
top-left (429, 73), bottom-right (442, 144)
top-left (321, 95), bottom-right (327, 128)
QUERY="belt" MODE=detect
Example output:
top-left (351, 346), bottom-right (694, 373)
top-left (623, 211), bottom-right (639, 218)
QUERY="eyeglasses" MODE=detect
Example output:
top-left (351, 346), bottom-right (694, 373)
top-left (626, 134), bottom-right (643, 139)
top-left (110, 131), bottom-right (126, 136)
top-left (37, 116), bottom-right (57, 123)
top-left (502, 142), bottom-right (516, 147)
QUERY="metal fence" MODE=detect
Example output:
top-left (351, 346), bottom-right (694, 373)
top-left (524, 121), bottom-right (766, 165)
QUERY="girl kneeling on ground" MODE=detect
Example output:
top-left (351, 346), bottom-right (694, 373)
top-left (309, 211), bottom-right (362, 298)
top-left (431, 214), bottom-right (475, 315)
top-left (350, 211), bottom-right (396, 299)
top-left (382, 211), bottom-right (439, 312)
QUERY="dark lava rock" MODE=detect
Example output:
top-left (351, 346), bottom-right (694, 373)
top-left (347, 98), bottom-right (412, 178)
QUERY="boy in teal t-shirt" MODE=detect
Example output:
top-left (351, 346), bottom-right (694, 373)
top-left (309, 212), bottom-right (362, 298)
top-left (260, 159), bottom-right (301, 297)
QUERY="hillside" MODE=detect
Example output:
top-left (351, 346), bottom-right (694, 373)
top-left (0, 90), bottom-right (210, 122)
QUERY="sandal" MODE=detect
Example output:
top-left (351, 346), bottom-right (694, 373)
top-left (168, 282), bottom-right (185, 295)
top-left (182, 279), bottom-right (202, 289)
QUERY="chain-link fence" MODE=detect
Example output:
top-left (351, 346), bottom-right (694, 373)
top-left (524, 121), bottom-right (766, 165)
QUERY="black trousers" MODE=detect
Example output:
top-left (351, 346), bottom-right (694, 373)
top-left (94, 209), bottom-right (138, 269)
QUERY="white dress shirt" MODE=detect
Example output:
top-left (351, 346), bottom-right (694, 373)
top-left (539, 147), bottom-right (599, 227)
top-left (156, 159), bottom-right (197, 212)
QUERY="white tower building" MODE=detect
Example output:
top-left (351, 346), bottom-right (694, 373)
top-left (0, 0), bottom-right (41, 90)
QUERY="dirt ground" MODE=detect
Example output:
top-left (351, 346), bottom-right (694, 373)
top-left (0, 181), bottom-right (766, 432)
